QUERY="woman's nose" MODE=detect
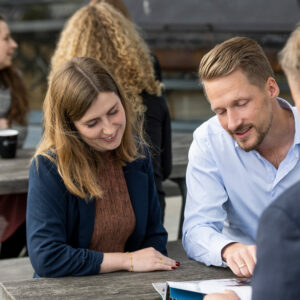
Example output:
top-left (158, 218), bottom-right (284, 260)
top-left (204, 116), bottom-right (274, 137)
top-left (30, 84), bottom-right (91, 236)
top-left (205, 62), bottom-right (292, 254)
top-left (102, 120), bottom-right (114, 136)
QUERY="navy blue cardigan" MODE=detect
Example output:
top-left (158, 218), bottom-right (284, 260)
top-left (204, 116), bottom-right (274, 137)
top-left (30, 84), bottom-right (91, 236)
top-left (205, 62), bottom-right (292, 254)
top-left (26, 152), bottom-right (168, 277)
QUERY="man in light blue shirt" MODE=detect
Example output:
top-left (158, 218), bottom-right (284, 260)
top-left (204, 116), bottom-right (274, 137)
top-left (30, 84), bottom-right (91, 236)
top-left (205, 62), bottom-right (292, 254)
top-left (182, 36), bottom-right (300, 278)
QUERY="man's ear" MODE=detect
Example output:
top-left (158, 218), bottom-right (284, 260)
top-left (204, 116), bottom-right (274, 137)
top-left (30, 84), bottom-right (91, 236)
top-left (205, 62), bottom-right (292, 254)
top-left (265, 77), bottom-right (280, 98)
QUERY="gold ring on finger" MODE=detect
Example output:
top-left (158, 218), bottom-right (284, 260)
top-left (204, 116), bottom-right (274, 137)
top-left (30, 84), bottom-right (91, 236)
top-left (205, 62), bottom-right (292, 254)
top-left (160, 258), bottom-right (162, 264)
top-left (238, 263), bottom-right (246, 269)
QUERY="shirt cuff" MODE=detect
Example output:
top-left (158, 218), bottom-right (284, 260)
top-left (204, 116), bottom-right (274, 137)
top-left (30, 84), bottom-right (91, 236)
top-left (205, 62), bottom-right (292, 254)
top-left (210, 237), bottom-right (236, 267)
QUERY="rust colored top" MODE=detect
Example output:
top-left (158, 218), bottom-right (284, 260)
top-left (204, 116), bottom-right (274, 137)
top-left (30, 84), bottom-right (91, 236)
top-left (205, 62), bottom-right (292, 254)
top-left (89, 153), bottom-right (136, 252)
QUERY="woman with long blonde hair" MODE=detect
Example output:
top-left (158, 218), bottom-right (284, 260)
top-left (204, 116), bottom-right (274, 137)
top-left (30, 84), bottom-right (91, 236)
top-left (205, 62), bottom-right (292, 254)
top-left (50, 2), bottom-right (172, 221)
top-left (26, 57), bottom-right (179, 277)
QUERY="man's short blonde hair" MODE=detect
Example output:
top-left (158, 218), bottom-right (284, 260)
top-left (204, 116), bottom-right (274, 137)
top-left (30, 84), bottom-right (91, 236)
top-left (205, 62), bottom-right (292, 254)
top-left (199, 37), bottom-right (274, 89)
top-left (278, 25), bottom-right (300, 79)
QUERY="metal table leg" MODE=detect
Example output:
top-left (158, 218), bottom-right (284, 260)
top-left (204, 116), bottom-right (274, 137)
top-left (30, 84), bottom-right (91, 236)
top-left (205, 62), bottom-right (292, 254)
top-left (170, 177), bottom-right (187, 239)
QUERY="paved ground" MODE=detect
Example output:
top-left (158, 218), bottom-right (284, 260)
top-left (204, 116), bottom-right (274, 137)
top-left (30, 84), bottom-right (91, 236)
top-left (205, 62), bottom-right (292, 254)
top-left (164, 196), bottom-right (182, 241)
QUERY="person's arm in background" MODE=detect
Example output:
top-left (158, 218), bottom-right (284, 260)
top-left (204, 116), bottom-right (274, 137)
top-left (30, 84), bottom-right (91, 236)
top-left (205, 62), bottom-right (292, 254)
top-left (160, 97), bottom-right (172, 180)
top-left (148, 53), bottom-right (172, 180)
top-left (0, 118), bottom-right (8, 128)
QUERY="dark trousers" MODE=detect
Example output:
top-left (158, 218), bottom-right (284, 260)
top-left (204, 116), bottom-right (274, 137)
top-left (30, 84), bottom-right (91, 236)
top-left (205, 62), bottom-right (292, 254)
top-left (0, 222), bottom-right (27, 258)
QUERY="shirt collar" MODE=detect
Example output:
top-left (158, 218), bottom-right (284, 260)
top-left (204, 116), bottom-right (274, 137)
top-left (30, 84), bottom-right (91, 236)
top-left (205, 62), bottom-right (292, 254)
top-left (233, 97), bottom-right (300, 149)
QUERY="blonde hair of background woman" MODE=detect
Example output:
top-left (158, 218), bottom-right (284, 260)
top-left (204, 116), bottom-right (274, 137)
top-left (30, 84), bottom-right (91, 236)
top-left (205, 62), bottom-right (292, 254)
top-left (36, 57), bottom-right (144, 200)
top-left (89, 0), bottom-right (131, 20)
top-left (50, 3), bottom-right (161, 131)
top-left (278, 24), bottom-right (300, 79)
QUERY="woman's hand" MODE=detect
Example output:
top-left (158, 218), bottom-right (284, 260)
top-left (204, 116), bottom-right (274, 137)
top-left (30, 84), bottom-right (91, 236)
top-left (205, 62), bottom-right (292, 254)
top-left (100, 247), bottom-right (180, 273)
top-left (129, 247), bottom-right (179, 272)
top-left (0, 118), bottom-right (8, 129)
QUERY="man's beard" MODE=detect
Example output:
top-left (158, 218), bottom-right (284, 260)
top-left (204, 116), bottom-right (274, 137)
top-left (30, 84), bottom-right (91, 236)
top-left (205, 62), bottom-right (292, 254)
top-left (228, 113), bottom-right (273, 152)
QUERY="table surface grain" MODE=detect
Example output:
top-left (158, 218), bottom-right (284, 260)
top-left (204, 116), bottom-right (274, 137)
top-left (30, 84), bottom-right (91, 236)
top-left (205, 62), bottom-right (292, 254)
top-left (0, 241), bottom-right (234, 300)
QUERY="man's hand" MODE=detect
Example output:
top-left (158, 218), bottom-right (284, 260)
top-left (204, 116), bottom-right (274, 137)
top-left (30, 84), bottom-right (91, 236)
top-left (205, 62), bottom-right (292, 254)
top-left (204, 290), bottom-right (240, 300)
top-left (222, 242), bottom-right (256, 277)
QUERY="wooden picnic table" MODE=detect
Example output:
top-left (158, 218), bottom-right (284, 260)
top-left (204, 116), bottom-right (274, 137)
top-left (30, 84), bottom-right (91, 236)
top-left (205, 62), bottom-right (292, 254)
top-left (0, 240), bottom-right (234, 300)
top-left (0, 148), bottom-right (34, 195)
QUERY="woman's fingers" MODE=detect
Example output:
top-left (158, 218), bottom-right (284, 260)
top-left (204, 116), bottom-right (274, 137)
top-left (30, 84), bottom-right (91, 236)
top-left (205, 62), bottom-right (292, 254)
top-left (130, 247), bottom-right (180, 272)
top-left (157, 255), bottom-right (180, 270)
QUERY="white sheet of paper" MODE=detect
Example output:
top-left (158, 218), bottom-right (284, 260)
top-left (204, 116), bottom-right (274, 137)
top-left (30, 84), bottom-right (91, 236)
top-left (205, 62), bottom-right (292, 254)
top-left (167, 278), bottom-right (252, 300)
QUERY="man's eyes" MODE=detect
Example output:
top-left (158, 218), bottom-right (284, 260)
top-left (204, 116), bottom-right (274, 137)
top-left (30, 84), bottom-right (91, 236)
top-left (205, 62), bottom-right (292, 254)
top-left (236, 100), bottom-right (248, 107)
top-left (215, 109), bottom-right (226, 116)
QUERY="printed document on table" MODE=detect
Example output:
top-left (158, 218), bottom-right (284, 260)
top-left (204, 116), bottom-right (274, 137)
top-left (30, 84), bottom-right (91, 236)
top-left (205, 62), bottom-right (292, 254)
top-left (153, 278), bottom-right (252, 300)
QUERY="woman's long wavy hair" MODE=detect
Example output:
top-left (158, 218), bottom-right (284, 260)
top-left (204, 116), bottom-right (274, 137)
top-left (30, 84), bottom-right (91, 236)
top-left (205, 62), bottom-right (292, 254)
top-left (89, 0), bottom-right (131, 20)
top-left (0, 15), bottom-right (28, 125)
top-left (36, 57), bottom-right (144, 200)
top-left (50, 3), bottom-right (161, 134)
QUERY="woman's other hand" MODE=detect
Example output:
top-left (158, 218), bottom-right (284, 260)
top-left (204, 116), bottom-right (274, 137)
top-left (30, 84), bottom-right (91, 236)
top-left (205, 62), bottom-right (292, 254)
top-left (129, 247), bottom-right (180, 272)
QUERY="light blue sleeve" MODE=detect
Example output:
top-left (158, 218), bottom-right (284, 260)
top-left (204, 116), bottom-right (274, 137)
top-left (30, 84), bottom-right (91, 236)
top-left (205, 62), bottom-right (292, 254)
top-left (182, 129), bottom-right (235, 267)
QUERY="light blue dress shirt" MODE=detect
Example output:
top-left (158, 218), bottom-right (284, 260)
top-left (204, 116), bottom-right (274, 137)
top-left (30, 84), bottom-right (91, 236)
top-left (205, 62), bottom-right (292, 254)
top-left (182, 98), bottom-right (300, 267)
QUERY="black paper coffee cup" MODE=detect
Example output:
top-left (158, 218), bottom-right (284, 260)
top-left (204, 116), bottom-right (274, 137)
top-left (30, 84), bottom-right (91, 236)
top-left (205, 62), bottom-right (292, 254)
top-left (0, 129), bottom-right (19, 159)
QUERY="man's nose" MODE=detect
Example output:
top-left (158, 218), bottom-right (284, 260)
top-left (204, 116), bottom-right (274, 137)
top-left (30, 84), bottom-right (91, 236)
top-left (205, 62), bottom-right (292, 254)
top-left (227, 110), bottom-right (242, 132)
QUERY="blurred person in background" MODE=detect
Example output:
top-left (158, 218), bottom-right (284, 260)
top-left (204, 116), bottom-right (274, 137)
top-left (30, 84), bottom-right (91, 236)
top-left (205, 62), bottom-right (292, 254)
top-left (0, 15), bottom-right (28, 146)
top-left (51, 1), bottom-right (172, 223)
top-left (0, 14), bottom-right (29, 258)
top-left (205, 25), bottom-right (300, 300)
top-left (26, 57), bottom-right (179, 277)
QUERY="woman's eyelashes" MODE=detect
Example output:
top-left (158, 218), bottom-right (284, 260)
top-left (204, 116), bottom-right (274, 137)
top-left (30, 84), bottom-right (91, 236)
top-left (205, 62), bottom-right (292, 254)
top-left (108, 109), bottom-right (118, 115)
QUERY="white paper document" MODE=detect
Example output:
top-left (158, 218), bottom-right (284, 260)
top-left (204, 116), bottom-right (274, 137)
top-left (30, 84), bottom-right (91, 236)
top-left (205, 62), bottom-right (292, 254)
top-left (153, 278), bottom-right (252, 300)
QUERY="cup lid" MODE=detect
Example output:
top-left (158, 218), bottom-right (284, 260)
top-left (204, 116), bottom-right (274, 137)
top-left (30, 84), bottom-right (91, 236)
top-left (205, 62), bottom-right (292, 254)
top-left (0, 129), bottom-right (19, 136)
